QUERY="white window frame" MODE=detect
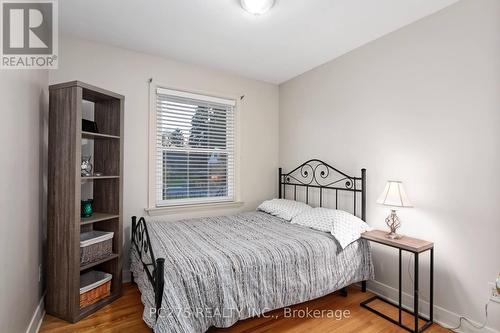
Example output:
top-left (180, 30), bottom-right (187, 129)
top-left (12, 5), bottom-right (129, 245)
top-left (146, 84), bottom-right (242, 215)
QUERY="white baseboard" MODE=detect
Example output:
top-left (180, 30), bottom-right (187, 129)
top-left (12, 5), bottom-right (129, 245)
top-left (366, 280), bottom-right (499, 333)
top-left (26, 294), bottom-right (45, 333)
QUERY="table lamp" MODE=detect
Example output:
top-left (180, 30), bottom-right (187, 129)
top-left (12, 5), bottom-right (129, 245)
top-left (376, 180), bottom-right (413, 239)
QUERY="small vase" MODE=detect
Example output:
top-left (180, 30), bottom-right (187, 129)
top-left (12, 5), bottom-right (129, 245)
top-left (81, 199), bottom-right (94, 218)
top-left (81, 155), bottom-right (93, 177)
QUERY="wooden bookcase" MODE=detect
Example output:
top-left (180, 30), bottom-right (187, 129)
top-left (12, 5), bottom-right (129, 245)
top-left (46, 81), bottom-right (124, 322)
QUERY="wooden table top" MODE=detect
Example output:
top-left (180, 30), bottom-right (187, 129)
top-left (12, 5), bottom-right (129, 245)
top-left (361, 229), bottom-right (434, 253)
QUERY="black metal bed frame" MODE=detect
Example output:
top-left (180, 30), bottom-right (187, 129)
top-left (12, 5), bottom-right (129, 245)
top-left (279, 159), bottom-right (366, 220)
top-left (278, 159), bottom-right (368, 295)
top-left (131, 159), bottom-right (368, 320)
top-left (131, 216), bottom-right (165, 318)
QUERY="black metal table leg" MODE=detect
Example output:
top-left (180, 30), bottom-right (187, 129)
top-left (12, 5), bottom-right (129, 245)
top-left (414, 252), bottom-right (419, 333)
top-left (430, 248), bottom-right (434, 322)
top-left (399, 249), bottom-right (402, 325)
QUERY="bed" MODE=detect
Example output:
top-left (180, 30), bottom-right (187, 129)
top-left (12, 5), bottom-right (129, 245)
top-left (130, 159), bottom-right (374, 333)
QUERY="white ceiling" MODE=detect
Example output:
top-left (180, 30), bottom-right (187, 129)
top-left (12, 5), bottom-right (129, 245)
top-left (60, 0), bottom-right (459, 84)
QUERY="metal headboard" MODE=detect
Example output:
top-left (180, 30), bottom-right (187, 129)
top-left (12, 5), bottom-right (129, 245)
top-left (279, 159), bottom-right (366, 221)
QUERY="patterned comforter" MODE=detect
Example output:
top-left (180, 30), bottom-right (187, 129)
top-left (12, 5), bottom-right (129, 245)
top-left (130, 211), bottom-right (374, 333)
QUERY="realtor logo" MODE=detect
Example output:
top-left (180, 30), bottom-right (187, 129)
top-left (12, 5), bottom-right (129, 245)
top-left (1, 0), bottom-right (58, 68)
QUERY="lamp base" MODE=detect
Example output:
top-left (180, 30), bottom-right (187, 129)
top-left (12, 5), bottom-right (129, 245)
top-left (385, 209), bottom-right (402, 240)
top-left (385, 232), bottom-right (402, 240)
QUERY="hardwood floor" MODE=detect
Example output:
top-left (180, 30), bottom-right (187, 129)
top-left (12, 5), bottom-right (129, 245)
top-left (40, 283), bottom-right (450, 333)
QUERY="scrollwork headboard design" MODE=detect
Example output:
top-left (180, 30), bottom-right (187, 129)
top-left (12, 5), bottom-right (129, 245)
top-left (279, 159), bottom-right (366, 221)
top-left (131, 216), bottom-right (165, 319)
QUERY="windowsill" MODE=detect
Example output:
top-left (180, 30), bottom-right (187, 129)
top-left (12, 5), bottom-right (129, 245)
top-left (145, 201), bottom-right (244, 216)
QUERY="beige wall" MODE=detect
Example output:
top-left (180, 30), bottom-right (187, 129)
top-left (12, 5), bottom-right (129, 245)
top-left (0, 70), bottom-right (48, 332)
top-left (49, 37), bottom-right (280, 274)
top-left (279, 0), bottom-right (500, 331)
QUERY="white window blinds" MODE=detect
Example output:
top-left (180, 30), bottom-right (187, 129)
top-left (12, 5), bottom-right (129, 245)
top-left (155, 88), bottom-right (236, 206)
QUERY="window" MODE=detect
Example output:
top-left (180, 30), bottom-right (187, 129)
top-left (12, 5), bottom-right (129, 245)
top-left (154, 88), bottom-right (236, 207)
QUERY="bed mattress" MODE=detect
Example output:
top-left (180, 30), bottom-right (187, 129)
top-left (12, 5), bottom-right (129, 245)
top-left (130, 211), bottom-right (374, 333)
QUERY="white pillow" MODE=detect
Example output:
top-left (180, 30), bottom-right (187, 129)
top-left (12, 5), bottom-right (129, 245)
top-left (292, 208), bottom-right (371, 249)
top-left (257, 199), bottom-right (312, 221)
top-left (291, 207), bottom-right (334, 232)
top-left (330, 209), bottom-right (371, 249)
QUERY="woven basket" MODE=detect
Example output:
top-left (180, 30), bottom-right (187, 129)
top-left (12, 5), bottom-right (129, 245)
top-left (80, 280), bottom-right (111, 308)
top-left (80, 239), bottom-right (112, 266)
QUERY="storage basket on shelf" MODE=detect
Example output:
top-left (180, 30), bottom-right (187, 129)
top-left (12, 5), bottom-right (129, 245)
top-left (80, 230), bottom-right (114, 266)
top-left (80, 270), bottom-right (112, 308)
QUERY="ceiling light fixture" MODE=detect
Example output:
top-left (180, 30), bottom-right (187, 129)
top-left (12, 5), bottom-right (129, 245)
top-left (241, 0), bottom-right (276, 15)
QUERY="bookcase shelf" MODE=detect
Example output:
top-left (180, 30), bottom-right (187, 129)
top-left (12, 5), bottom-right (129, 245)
top-left (81, 175), bottom-right (120, 180)
top-left (77, 292), bottom-right (121, 320)
top-left (47, 81), bottom-right (124, 323)
top-left (82, 131), bottom-right (120, 140)
top-left (80, 253), bottom-right (119, 271)
top-left (81, 212), bottom-right (120, 225)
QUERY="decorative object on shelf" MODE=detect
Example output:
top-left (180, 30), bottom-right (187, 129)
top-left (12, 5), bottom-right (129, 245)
top-left (93, 172), bottom-right (103, 177)
top-left (82, 119), bottom-right (99, 133)
top-left (81, 199), bottom-right (94, 218)
top-left (496, 274), bottom-right (500, 294)
top-left (376, 180), bottom-right (413, 239)
top-left (81, 155), bottom-right (93, 177)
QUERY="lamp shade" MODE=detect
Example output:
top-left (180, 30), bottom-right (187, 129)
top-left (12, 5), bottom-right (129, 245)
top-left (377, 181), bottom-right (413, 208)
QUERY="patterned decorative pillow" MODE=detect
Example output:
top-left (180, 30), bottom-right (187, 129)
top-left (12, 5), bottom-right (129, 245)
top-left (292, 208), bottom-right (371, 249)
top-left (291, 207), bottom-right (334, 232)
top-left (257, 199), bottom-right (312, 221)
top-left (330, 209), bottom-right (371, 249)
